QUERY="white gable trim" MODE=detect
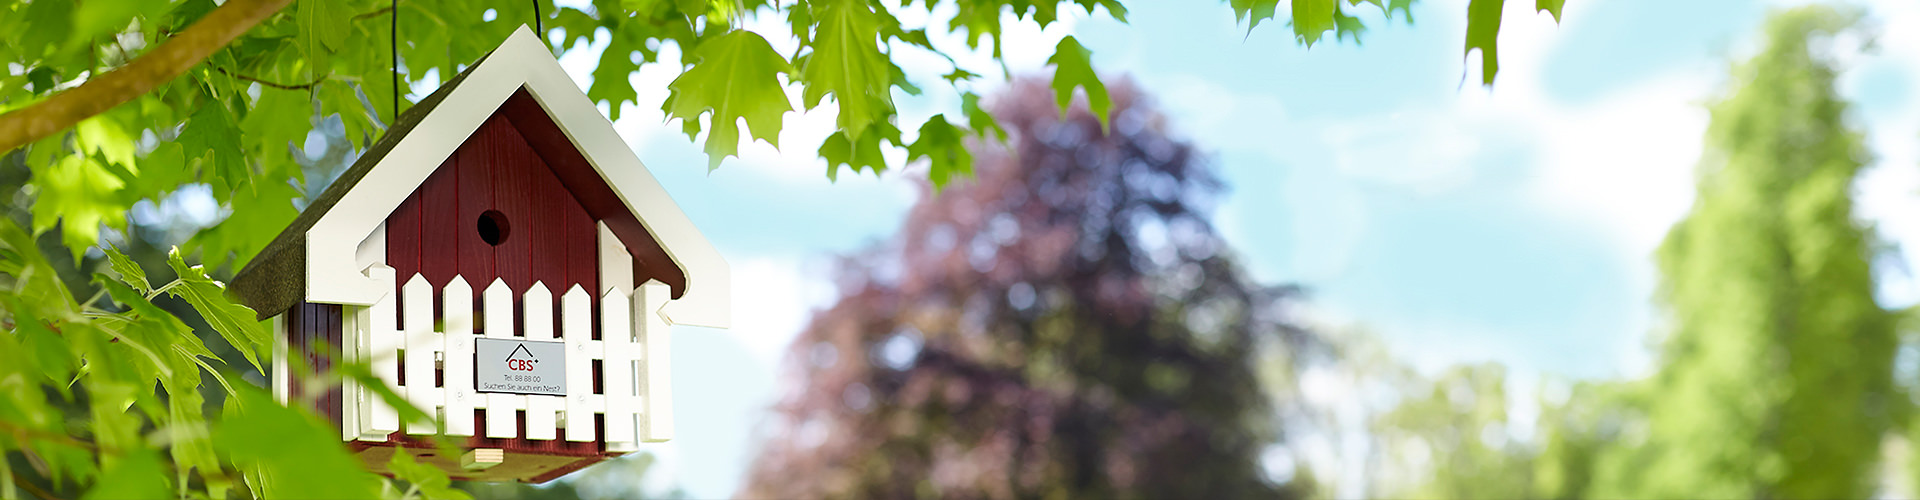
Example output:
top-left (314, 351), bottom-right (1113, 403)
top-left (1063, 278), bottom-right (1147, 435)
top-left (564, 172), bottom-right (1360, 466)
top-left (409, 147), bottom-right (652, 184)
top-left (303, 26), bottom-right (730, 329)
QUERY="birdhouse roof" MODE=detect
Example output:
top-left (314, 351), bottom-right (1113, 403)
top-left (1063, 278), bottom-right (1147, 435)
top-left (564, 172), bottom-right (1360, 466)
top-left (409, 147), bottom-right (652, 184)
top-left (228, 27), bottom-right (729, 329)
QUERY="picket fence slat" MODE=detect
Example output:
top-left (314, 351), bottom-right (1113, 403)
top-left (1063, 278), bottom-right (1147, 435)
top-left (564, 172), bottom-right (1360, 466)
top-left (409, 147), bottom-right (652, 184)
top-left (602, 289), bottom-right (636, 448)
top-left (638, 280), bottom-right (673, 442)
top-left (563, 285), bottom-right (597, 442)
top-left (524, 283), bottom-right (561, 440)
top-left (366, 265), bottom-right (401, 436)
top-left (402, 275), bottom-right (439, 434)
top-left (443, 277), bottom-right (477, 436)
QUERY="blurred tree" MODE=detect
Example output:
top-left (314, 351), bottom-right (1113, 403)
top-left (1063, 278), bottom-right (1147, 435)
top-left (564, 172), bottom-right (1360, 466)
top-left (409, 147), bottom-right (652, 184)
top-left (740, 78), bottom-right (1313, 499)
top-left (1528, 380), bottom-right (1638, 500)
top-left (1367, 363), bottom-right (1531, 500)
top-left (1584, 6), bottom-right (1897, 499)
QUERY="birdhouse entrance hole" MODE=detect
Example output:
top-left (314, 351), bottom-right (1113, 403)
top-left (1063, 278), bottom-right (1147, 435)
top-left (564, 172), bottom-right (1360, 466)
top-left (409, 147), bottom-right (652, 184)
top-left (477, 210), bottom-right (510, 246)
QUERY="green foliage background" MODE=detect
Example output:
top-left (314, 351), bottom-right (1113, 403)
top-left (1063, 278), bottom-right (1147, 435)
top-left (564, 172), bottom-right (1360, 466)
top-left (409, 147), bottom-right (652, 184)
top-left (1363, 6), bottom-right (1920, 500)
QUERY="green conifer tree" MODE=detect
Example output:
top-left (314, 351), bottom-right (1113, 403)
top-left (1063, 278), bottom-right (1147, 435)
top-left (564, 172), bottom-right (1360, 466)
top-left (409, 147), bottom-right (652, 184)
top-left (1591, 7), bottom-right (1895, 499)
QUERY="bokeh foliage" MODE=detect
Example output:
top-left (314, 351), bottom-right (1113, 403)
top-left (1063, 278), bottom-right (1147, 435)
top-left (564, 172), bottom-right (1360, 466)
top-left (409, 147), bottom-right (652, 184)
top-left (1369, 6), bottom-right (1911, 500)
top-left (1591, 7), bottom-right (1894, 498)
top-left (742, 79), bottom-right (1309, 498)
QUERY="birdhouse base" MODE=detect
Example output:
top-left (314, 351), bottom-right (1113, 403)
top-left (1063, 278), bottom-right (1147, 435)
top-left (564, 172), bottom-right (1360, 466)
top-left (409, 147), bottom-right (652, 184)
top-left (349, 434), bottom-right (616, 483)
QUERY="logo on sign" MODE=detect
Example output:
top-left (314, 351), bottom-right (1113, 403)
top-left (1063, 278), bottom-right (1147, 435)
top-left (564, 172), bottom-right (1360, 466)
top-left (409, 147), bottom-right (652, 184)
top-left (506, 344), bottom-right (538, 371)
top-left (475, 338), bottom-right (567, 396)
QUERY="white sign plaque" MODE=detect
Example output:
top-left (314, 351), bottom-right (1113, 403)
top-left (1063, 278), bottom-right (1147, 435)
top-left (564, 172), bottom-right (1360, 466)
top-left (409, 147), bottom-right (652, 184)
top-left (475, 338), bottom-right (568, 396)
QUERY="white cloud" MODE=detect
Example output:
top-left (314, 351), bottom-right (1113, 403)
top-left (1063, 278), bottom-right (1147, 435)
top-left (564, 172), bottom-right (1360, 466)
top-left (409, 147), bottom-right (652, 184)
top-left (728, 256), bottom-right (838, 367)
top-left (1326, 112), bottom-right (1483, 195)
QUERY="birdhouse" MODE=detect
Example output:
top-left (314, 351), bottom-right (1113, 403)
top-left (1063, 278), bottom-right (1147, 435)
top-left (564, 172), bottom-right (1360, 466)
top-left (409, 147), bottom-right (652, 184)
top-left (227, 27), bottom-right (730, 483)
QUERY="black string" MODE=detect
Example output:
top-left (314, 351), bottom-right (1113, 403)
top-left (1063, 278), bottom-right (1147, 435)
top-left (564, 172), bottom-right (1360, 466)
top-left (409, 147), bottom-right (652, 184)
top-left (533, 0), bottom-right (543, 35)
top-left (390, 0), bottom-right (399, 124)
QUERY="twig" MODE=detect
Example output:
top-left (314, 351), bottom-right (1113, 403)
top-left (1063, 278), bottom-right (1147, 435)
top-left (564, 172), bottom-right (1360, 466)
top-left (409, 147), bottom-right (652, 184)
top-left (10, 473), bottom-right (62, 500)
top-left (212, 67), bottom-right (324, 91)
top-left (0, 421), bottom-right (95, 453)
top-left (354, 5), bottom-right (396, 22)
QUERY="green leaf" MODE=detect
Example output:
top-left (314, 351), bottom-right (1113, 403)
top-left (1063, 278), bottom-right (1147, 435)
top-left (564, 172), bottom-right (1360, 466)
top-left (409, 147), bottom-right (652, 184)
top-left (240, 88), bottom-right (313, 162)
top-left (75, 116), bottom-right (137, 167)
top-left (192, 178), bottom-right (300, 269)
top-left (1046, 36), bottom-right (1111, 126)
top-left (906, 115), bottom-right (972, 189)
top-left (800, 0), bottom-right (896, 140)
top-left (0, 218), bottom-right (75, 313)
top-left (28, 155), bottom-right (127, 256)
top-left (962, 93), bottom-right (1006, 142)
top-left (81, 448), bottom-right (169, 500)
top-left (299, 0), bottom-right (350, 51)
top-left (104, 246), bottom-right (151, 294)
top-left (164, 247), bottom-right (269, 373)
top-left (589, 29), bottom-right (646, 120)
top-left (1229, 0), bottom-right (1279, 31)
top-left (821, 121), bottom-right (900, 181)
top-left (1466, 0), bottom-right (1505, 86)
top-left (1388, 0), bottom-right (1415, 20)
top-left (70, 0), bottom-right (169, 52)
top-left (1538, 0), bottom-right (1565, 22)
top-left (177, 102), bottom-right (249, 192)
top-left (1, 296), bottom-right (79, 387)
top-left (664, 31), bottom-right (794, 170)
top-left (216, 387), bottom-right (383, 499)
top-left (943, 68), bottom-right (981, 84)
top-left (390, 448), bottom-right (472, 500)
top-left (1292, 0), bottom-right (1337, 46)
top-left (337, 362), bottom-right (441, 439)
top-left (1334, 8), bottom-right (1366, 44)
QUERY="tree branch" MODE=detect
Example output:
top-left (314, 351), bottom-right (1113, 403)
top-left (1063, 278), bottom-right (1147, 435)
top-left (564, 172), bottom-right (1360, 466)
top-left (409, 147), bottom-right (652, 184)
top-left (0, 420), bottom-right (97, 452)
top-left (354, 6), bottom-right (396, 22)
top-left (212, 67), bottom-right (324, 91)
top-left (0, 0), bottom-right (297, 153)
top-left (10, 473), bottom-right (62, 500)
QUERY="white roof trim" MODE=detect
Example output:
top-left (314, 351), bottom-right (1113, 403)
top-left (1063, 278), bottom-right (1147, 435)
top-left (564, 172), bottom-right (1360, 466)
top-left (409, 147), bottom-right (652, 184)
top-left (303, 26), bottom-right (731, 329)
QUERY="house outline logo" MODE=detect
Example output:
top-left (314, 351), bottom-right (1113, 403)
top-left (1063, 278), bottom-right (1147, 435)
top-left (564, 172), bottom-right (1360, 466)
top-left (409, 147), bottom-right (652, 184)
top-left (505, 344), bottom-right (538, 371)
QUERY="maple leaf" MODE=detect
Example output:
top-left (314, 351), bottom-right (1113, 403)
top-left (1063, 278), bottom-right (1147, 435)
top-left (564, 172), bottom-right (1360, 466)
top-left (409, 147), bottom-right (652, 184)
top-left (962, 92), bottom-right (1006, 142)
top-left (1047, 36), bottom-right (1111, 126)
top-left (821, 121), bottom-right (901, 181)
top-left (1229, 0), bottom-right (1279, 31)
top-left (591, 31), bottom-right (645, 121)
top-left (663, 30), bottom-right (795, 170)
top-left (1465, 0), bottom-right (1505, 86)
top-left (799, 0), bottom-right (896, 140)
top-left (1538, 0), bottom-right (1565, 22)
top-left (29, 155), bottom-right (126, 258)
top-left (907, 114), bottom-right (972, 189)
top-left (1292, 0), bottom-right (1336, 46)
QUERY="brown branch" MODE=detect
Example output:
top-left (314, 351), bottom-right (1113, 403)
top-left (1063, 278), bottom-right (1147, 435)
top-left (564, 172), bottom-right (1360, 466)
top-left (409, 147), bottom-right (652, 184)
top-left (212, 66), bottom-right (323, 91)
top-left (353, 5), bottom-right (396, 22)
top-left (10, 473), bottom-right (63, 500)
top-left (0, 0), bottom-right (297, 153)
top-left (0, 420), bottom-right (96, 453)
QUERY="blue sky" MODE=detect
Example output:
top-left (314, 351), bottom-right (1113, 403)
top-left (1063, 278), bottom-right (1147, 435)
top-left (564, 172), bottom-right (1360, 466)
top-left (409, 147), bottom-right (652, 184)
top-left (514, 0), bottom-right (1920, 497)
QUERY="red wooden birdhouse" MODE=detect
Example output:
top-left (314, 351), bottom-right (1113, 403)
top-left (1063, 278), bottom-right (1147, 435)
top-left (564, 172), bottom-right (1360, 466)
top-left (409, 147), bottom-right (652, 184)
top-left (227, 27), bottom-right (730, 483)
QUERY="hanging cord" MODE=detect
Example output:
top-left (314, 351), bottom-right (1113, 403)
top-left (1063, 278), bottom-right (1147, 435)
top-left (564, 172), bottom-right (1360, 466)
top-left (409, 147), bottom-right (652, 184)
top-left (390, 0), bottom-right (399, 124)
top-left (532, 0), bottom-right (543, 35)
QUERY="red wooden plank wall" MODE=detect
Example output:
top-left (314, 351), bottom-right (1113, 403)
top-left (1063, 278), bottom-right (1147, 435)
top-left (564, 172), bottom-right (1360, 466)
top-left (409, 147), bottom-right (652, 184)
top-left (386, 113), bottom-right (602, 318)
top-left (286, 302), bottom-right (344, 427)
top-left (381, 111), bottom-right (607, 454)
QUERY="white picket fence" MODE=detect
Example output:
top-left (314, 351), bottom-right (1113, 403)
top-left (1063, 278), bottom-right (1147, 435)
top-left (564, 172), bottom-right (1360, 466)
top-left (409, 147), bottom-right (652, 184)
top-left (337, 266), bottom-right (672, 452)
